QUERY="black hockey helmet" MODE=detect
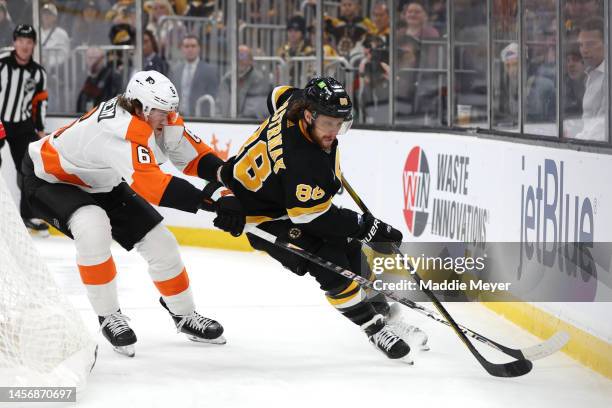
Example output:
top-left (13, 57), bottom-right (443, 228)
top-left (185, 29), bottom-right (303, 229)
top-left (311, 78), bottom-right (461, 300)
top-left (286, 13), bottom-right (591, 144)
top-left (13, 24), bottom-right (37, 43)
top-left (303, 77), bottom-right (353, 134)
top-left (304, 77), bottom-right (352, 119)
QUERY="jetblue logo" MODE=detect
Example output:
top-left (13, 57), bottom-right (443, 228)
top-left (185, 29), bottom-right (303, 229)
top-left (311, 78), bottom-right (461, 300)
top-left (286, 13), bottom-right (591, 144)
top-left (518, 157), bottom-right (595, 280)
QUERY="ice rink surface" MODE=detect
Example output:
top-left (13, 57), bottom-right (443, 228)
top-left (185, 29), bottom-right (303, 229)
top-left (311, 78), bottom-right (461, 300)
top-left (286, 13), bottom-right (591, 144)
top-left (31, 236), bottom-right (612, 408)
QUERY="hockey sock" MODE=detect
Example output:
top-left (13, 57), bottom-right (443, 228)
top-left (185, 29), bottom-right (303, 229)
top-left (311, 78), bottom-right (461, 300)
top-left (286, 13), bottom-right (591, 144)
top-left (326, 281), bottom-right (378, 326)
top-left (135, 224), bottom-right (195, 315)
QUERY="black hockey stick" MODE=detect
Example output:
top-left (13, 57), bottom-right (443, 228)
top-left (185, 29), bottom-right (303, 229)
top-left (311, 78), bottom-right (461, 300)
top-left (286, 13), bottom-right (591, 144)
top-left (340, 175), bottom-right (569, 362)
top-left (339, 176), bottom-right (538, 377)
top-left (247, 225), bottom-right (532, 377)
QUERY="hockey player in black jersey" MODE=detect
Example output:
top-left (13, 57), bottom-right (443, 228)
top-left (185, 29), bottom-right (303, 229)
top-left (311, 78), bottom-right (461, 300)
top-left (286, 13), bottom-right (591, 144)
top-left (218, 77), bottom-right (427, 362)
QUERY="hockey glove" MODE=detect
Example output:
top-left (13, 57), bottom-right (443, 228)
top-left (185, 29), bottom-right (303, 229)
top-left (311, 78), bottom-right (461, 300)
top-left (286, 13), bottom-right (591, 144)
top-left (355, 212), bottom-right (403, 254)
top-left (201, 182), bottom-right (246, 237)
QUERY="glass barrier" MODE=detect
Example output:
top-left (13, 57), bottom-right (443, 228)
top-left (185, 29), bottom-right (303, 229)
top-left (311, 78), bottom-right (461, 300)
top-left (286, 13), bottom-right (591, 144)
top-left (562, 0), bottom-right (608, 142)
top-left (523, 0), bottom-right (557, 137)
top-left (24, 0), bottom-right (610, 146)
top-left (492, 0), bottom-right (520, 132)
top-left (453, 0), bottom-right (487, 128)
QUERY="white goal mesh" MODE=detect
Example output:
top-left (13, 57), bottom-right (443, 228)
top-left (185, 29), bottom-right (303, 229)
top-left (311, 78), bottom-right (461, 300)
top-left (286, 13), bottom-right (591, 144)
top-left (0, 175), bottom-right (97, 388)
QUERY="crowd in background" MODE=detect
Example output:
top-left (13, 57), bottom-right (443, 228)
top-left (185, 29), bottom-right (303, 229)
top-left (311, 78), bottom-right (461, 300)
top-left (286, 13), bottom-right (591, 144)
top-left (0, 0), bottom-right (607, 142)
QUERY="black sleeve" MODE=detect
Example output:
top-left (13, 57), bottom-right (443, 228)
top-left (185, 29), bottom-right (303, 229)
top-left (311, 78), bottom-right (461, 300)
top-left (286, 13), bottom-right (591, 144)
top-left (158, 176), bottom-right (204, 213)
top-left (33, 66), bottom-right (47, 131)
top-left (196, 152), bottom-right (224, 183)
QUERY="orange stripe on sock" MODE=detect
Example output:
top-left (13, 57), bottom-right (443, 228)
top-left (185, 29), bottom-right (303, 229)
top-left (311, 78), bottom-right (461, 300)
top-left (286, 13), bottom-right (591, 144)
top-left (154, 268), bottom-right (190, 296)
top-left (78, 256), bottom-right (117, 285)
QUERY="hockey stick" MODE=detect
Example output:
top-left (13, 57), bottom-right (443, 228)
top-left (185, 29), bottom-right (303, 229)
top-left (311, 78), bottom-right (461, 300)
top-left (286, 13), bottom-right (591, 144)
top-left (247, 225), bottom-right (532, 377)
top-left (339, 174), bottom-right (569, 362)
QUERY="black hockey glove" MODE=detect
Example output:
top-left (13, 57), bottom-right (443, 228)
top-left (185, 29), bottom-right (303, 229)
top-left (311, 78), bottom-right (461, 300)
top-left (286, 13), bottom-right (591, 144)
top-left (201, 182), bottom-right (246, 237)
top-left (354, 212), bottom-right (403, 254)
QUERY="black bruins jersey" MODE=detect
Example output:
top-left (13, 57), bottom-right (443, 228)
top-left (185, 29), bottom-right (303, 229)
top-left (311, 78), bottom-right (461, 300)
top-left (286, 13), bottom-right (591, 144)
top-left (222, 85), bottom-right (345, 228)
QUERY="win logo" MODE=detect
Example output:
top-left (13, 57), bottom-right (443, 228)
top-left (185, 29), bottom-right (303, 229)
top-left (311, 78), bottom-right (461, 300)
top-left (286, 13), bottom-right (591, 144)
top-left (403, 146), bottom-right (431, 237)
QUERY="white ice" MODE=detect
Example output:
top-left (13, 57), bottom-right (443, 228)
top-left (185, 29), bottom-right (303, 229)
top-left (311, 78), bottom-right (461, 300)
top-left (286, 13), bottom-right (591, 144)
top-left (30, 236), bottom-right (612, 408)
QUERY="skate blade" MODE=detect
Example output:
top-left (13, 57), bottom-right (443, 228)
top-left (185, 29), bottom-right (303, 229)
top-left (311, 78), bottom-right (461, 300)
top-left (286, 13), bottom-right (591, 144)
top-left (113, 345), bottom-right (135, 357)
top-left (411, 333), bottom-right (430, 351)
top-left (186, 334), bottom-right (226, 345)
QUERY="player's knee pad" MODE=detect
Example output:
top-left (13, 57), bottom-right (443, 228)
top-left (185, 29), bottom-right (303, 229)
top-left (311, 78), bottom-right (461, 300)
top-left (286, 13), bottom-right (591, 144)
top-left (135, 224), bottom-right (183, 278)
top-left (68, 205), bottom-right (112, 265)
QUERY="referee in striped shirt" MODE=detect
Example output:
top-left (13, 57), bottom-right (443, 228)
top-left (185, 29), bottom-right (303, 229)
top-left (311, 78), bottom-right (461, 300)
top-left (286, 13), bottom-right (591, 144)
top-left (0, 24), bottom-right (49, 234)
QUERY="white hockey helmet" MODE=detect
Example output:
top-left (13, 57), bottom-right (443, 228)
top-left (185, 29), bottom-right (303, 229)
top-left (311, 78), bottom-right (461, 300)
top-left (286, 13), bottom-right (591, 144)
top-left (125, 70), bottom-right (179, 119)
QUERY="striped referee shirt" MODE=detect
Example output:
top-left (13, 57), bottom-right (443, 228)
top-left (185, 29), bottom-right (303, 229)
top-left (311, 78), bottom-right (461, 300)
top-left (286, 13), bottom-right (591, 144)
top-left (0, 51), bottom-right (47, 131)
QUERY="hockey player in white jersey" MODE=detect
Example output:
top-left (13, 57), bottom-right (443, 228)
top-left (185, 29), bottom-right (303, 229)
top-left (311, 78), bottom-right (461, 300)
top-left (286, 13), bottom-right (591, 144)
top-left (21, 71), bottom-right (245, 357)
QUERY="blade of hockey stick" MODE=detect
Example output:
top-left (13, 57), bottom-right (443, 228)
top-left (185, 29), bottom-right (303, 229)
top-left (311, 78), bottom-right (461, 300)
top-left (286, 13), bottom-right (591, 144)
top-left (518, 331), bottom-right (570, 361)
top-left (339, 174), bottom-right (568, 361)
top-left (248, 226), bottom-right (533, 378)
top-left (390, 290), bottom-right (568, 361)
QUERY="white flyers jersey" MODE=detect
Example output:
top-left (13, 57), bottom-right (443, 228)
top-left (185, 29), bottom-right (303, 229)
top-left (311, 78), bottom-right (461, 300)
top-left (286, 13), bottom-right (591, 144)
top-left (28, 97), bottom-right (218, 207)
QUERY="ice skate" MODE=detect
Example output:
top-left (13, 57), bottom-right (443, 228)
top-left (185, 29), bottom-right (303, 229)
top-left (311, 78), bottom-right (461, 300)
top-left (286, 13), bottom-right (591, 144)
top-left (387, 303), bottom-right (429, 351)
top-left (362, 314), bottom-right (413, 364)
top-left (160, 298), bottom-right (226, 344)
top-left (23, 218), bottom-right (50, 237)
top-left (99, 311), bottom-right (137, 357)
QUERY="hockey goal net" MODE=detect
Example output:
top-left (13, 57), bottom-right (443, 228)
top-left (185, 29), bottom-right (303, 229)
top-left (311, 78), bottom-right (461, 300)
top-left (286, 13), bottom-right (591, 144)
top-left (0, 175), bottom-right (97, 388)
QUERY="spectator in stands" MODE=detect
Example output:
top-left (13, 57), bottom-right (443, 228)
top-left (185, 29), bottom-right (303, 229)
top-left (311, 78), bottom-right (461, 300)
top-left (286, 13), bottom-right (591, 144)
top-left (400, 1), bottom-right (439, 40)
top-left (143, 29), bottom-right (169, 75)
top-left (277, 15), bottom-right (313, 59)
top-left (72, 1), bottom-right (111, 46)
top-left (184, 0), bottom-right (216, 18)
top-left (146, 0), bottom-right (186, 58)
top-left (575, 18), bottom-right (606, 141)
top-left (358, 34), bottom-right (390, 123)
top-left (396, 35), bottom-right (421, 120)
top-left (76, 47), bottom-right (122, 113)
top-left (40, 3), bottom-right (71, 70)
top-left (183, 0), bottom-right (223, 31)
top-left (399, 0), bottom-right (441, 73)
top-left (217, 45), bottom-right (271, 119)
top-left (109, 4), bottom-right (136, 46)
top-left (277, 15), bottom-right (314, 84)
top-left (104, 0), bottom-right (134, 22)
top-left (564, 44), bottom-right (586, 118)
top-left (499, 42), bottom-right (555, 124)
top-left (326, 0), bottom-right (375, 57)
top-left (169, 34), bottom-right (219, 117)
top-left (370, 2), bottom-right (390, 41)
top-left (0, 3), bottom-right (14, 48)
top-left (428, 0), bottom-right (447, 35)
top-left (107, 4), bottom-right (137, 87)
